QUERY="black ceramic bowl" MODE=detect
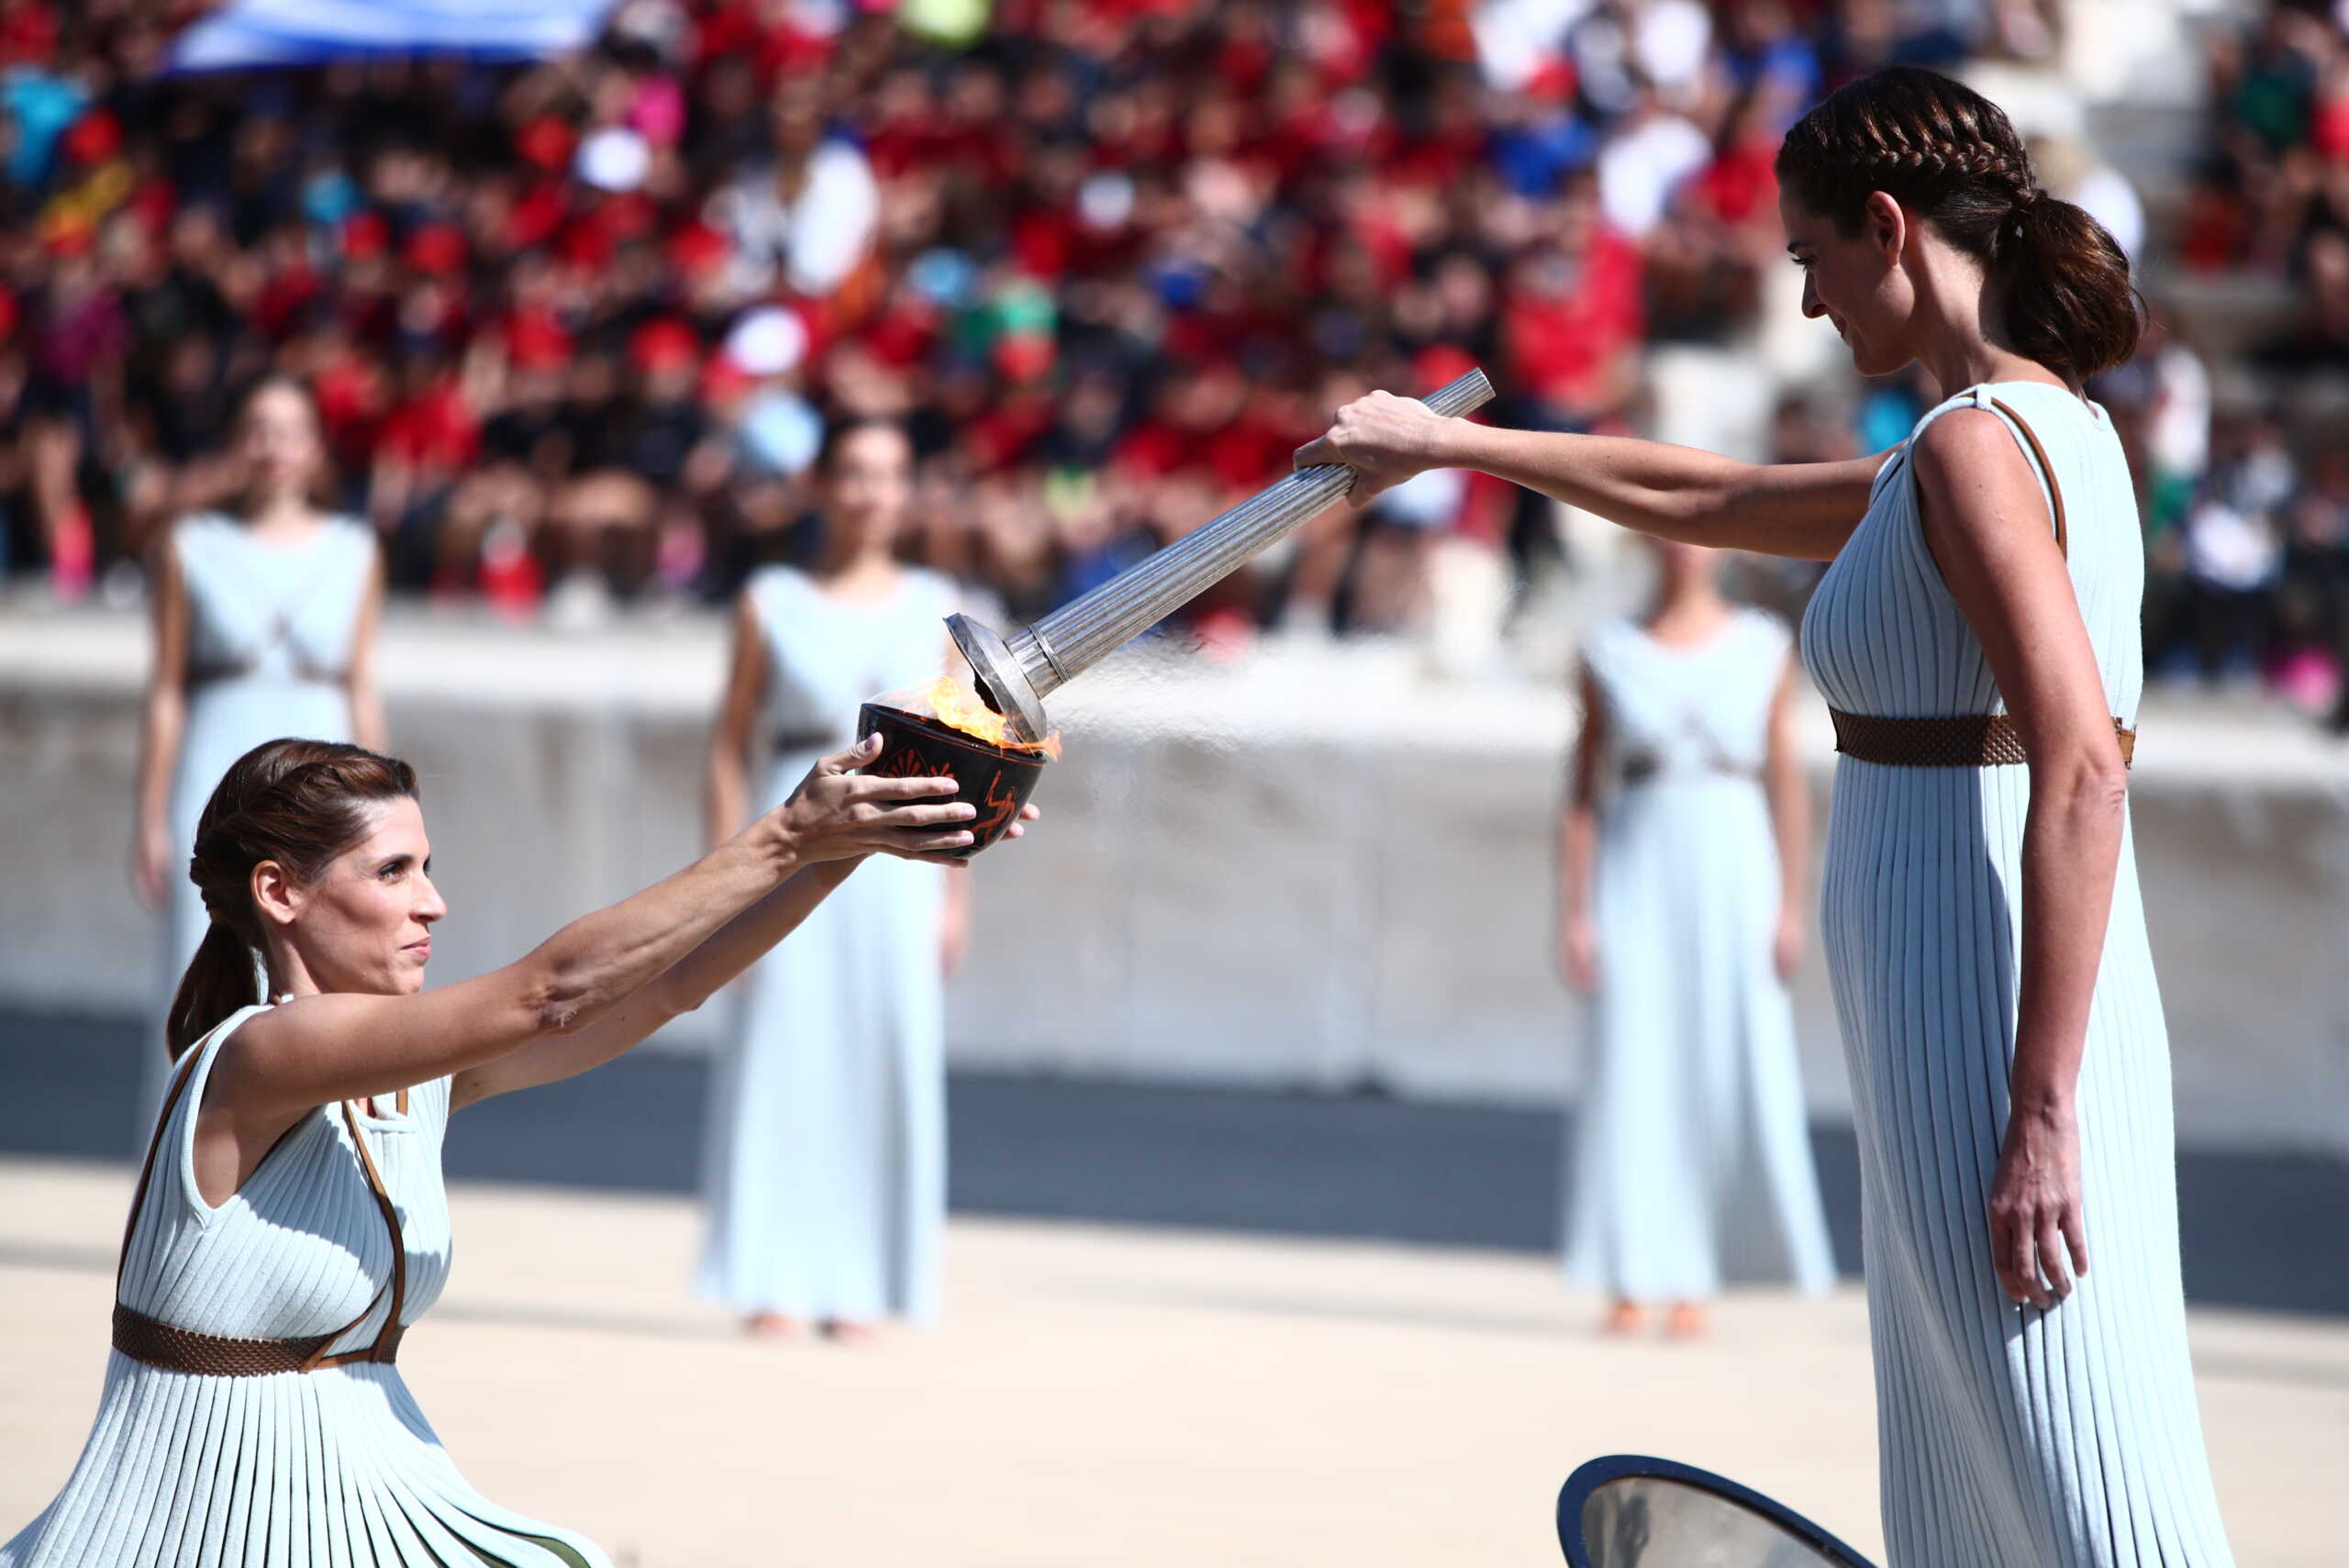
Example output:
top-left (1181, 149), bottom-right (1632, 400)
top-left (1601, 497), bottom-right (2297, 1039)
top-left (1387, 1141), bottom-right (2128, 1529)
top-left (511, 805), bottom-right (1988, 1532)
top-left (856, 701), bottom-right (1050, 860)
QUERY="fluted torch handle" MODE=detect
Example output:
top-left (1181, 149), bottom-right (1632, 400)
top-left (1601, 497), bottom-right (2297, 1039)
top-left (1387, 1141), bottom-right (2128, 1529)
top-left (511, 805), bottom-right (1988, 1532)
top-left (1014, 367), bottom-right (1497, 694)
top-left (1410, 366), bottom-right (1500, 422)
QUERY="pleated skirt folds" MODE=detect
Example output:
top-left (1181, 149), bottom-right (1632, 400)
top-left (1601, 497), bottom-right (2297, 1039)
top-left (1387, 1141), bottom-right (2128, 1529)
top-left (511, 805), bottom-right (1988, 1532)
top-left (1, 1356), bottom-right (607, 1568)
top-left (1820, 759), bottom-right (2232, 1568)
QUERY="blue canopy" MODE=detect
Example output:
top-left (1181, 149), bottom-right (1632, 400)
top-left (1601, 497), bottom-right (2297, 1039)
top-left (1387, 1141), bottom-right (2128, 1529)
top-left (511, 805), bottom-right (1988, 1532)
top-left (170, 0), bottom-right (617, 72)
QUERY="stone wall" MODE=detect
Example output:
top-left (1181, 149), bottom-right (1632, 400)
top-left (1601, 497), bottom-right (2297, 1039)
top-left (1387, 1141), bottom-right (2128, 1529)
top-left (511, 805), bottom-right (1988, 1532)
top-left (5, 605), bottom-right (2344, 1156)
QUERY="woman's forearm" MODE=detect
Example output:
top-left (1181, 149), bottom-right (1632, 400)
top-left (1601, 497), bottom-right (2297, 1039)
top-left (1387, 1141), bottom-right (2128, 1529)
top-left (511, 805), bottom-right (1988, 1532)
top-left (1558, 806), bottom-right (1598, 924)
top-left (347, 553), bottom-right (388, 752)
top-left (136, 686), bottom-right (184, 828)
top-left (706, 749), bottom-right (749, 853)
top-left (349, 678), bottom-right (387, 754)
top-left (139, 539), bottom-right (188, 830)
top-left (1415, 420), bottom-right (1877, 561)
top-left (1561, 663), bottom-right (1606, 927)
top-left (1764, 669), bottom-right (1809, 910)
top-left (463, 858), bottom-right (868, 1103)
top-left (1439, 421), bottom-right (1754, 541)
top-left (1766, 762), bottom-right (1808, 911)
top-left (238, 819), bottom-right (811, 1118)
top-left (707, 595), bottom-right (763, 853)
top-left (249, 743), bottom-right (970, 1115)
top-left (527, 824), bottom-right (802, 1033)
top-left (2009, 758), bottom-right (2129, 1113)
top-left (651, 859), bottom-right (860, 1017)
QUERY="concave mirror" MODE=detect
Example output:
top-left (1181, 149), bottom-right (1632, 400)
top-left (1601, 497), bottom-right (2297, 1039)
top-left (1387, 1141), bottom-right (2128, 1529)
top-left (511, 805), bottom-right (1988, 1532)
top-left (1557, 1455), bottom-right (1878, 1568)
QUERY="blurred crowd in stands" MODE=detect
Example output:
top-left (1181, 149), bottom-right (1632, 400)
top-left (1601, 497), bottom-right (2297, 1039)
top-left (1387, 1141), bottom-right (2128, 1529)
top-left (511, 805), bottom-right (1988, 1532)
top-left (4, 0), bottom-right (2349, 721)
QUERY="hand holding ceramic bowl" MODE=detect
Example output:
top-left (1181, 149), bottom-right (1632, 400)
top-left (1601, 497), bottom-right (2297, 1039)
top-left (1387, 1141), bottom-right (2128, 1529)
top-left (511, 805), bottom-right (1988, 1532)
top-left (855, 702), bottom-right (1050, 861)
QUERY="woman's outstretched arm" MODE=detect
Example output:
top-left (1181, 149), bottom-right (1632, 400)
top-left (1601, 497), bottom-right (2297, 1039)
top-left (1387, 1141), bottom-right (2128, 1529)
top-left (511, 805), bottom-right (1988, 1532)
top-left (706, 591), bottom-right (764, 851)
top-left (206, 741), bottom-right (974, 1147)
top-left (450, 858), bottom-right (859, 1111)
top-left (455, 801), bottom-right (1036, 1109)
top-left (345, 547), bottom-right (389, 753)
top-left (1911, 408), bottom-right (2129, 1311)
top-left (1296, 391), bottom-right (1887, 562)
top-left (130, 534), bottom-right (189, 911)
top-left (1557, 662), bottom-right (1605, 995)
top-left (1762, 654), bottom-right (1811, 980)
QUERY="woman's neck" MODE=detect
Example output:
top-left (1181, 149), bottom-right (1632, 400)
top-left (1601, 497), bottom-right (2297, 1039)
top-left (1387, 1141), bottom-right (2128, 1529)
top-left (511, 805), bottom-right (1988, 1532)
top-left (814, 536), bottom-right (897, 586)
top-left (1643, 583), bottom-right (1729, 644)
top-left (1909, 252), bottom-right (2069, 398)
top-left (242, 493), bottom-right (318, 537)
top-left (262, 952), bottom-right (316, 1005)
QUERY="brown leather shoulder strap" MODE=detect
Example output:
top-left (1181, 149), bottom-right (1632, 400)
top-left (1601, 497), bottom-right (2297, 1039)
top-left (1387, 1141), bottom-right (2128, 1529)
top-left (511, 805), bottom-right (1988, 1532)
top-left (328, 1101), bottom-right (408, 1365)
top-left (117, 1045), bottom-right (210, 1294)
top-left (1987, 395), bottom-right (2067, 559)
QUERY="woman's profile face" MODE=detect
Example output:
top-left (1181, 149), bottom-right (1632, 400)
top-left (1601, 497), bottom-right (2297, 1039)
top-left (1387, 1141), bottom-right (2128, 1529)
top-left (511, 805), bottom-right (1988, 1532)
top-left (821, 425), bottom-right (916, 548)
top-left (1779, 189), bottom-right (1913, 378)
top-left (275, 797), bottom-right (445, 996)
top-left (238, 383), bottom-right (325, 502)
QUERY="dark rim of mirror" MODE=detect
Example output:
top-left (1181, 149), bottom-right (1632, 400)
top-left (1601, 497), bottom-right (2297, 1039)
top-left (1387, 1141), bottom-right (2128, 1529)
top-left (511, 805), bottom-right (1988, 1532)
top-left (1555, 1454), bottom-right (1879, 1568)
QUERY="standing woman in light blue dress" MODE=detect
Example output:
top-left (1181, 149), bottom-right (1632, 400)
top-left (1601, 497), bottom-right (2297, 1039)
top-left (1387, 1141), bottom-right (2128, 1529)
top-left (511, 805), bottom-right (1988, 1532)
top-left (700, 417), bottom-right (968, 1338)
top-left (1559, 539), bottom-right (1835, 1340)
top-left (1303, 66), bottom-right (2236, 1566)
top-left (131, 376), bottom-right (384, 1104)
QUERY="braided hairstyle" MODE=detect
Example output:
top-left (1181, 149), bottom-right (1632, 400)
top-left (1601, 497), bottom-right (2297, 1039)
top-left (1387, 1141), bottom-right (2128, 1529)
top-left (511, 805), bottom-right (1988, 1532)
top-left (167, 739), bottom-right (419, 1059)
top-left (1776, 66), bottom-right (2139, 383)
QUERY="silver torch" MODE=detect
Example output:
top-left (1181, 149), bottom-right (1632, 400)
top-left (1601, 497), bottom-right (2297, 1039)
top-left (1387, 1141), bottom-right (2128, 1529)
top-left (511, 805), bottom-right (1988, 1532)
top-left (946, 367), bottom-right (1496, 742)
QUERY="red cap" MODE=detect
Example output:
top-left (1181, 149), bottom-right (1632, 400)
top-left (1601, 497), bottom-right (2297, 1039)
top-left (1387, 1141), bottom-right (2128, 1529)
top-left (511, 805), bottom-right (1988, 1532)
top-left (554, 217), bottom-right (613, 268)
top-left (665, 219), bottom-right (729, 278)
top-left (404, 222), bottom-right (467, 275)
top-left (504, 310), bottom-right (572, 370)
top-left (993, 333), bottom-right (1054, 383)
top-left (61, 108), bottom-right (120, 164)
top-left (629, 317), bottom-right (700, 373)
top-left (341, 209), bottom-right (390, 260)
top-left (599, 190), bottom-right (660, 241)
top-left (699, 354), bottom-right (753, 403)
top-left (1521, 57), bottom-right (1576, 105)
top-left (516, 115), bottom-right (577, 173)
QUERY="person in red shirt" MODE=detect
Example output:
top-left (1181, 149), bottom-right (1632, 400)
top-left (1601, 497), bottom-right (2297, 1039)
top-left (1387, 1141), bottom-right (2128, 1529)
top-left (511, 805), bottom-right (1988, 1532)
top-left (368, 353), bottom-right (483, 589)
top-left (1500, 178), bottom-right (1645, 428)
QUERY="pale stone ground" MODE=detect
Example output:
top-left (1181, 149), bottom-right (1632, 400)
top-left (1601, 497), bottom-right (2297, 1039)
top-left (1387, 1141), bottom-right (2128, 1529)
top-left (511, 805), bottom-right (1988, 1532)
top-left (0, 1159), bottom-right (2341, 1567)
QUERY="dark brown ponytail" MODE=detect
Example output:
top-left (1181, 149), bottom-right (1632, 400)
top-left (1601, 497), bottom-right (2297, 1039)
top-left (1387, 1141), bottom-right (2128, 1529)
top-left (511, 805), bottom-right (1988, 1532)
top-left (166, 739), bottom-right (419, 1060)
top-left (1775, 65), bottom-right (2140, 383)
top-left (2001, 193), bottom-right (2138, 384)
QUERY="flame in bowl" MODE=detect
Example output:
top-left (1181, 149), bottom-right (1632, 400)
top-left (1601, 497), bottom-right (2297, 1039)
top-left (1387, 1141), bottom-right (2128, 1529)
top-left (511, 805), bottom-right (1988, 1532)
top-left (899, 669), bottom-right (1063, 761)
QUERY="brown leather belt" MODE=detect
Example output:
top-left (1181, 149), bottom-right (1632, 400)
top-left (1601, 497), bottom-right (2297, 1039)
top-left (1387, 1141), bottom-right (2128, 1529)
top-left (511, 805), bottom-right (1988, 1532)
top-left (1829, 710), bottom-right (2136, 769)
top-left (111, 1304), bottom-right (403, 1376)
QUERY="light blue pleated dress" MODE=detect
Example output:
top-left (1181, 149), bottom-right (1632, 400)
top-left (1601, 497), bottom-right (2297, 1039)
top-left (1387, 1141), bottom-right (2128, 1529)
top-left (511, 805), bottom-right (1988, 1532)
top-left (696, 564), bottom-right (954, 1322)
top-left (1803, 383), bottom-right (2235, 1566)
top-left (1564, 609), bottom-right (1837, 1303)
top-left (148, 514), bottom-right (375, 1113)
top-left (5, 1006), bottom-right (606, 1567)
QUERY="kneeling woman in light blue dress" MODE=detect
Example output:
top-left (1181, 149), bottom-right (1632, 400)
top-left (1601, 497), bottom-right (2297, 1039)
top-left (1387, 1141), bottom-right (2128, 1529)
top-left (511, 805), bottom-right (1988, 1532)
top-left (3, 737), bottom-right (1030, 1567)
top-left (1558, 539), bottom-right (1835, 1338)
